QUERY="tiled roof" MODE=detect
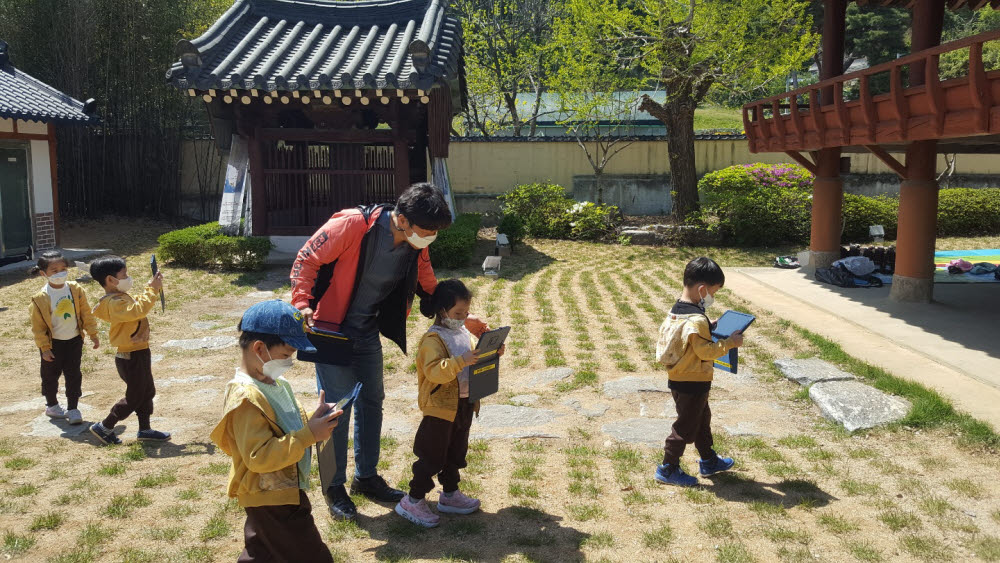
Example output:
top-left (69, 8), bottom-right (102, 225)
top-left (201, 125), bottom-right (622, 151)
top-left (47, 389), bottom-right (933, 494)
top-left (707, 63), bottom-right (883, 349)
top-left (0, 41), bottom-right (98, 125)
top-left (166, 0), bottom-right (462, 92)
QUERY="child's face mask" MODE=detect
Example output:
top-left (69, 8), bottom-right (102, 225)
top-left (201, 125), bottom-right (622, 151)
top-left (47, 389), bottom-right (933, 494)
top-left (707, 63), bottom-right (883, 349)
top-left (46, 271), bottom-right (69, 285)
top-left (699, 285), bottom-right (715, 309)
top-left (257, 345), bottom-right (294, 379)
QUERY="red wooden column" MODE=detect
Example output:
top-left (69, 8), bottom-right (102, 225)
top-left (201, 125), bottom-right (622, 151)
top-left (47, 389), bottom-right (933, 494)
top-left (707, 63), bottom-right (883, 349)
top-left (810, 0), bottom-right (846, 270)
top-left (891, 0), bottom-right (945, 303)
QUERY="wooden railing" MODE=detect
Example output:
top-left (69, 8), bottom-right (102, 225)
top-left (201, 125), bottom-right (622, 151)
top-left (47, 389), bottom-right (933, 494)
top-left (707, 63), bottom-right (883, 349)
top-left (743, 29), bottom-right (1000, 154)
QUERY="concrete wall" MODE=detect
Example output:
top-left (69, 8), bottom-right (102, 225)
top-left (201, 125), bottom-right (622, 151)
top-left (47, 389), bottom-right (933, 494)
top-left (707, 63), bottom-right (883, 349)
top-left (179, 138), bottom-right (1000, 220)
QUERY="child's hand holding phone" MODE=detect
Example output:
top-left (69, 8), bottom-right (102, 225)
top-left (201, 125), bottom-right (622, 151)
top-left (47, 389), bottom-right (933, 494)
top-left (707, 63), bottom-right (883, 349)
top-left (149, 271), bottom-right (164, 291)
top-left (308, 390), bottom-right (342, 442)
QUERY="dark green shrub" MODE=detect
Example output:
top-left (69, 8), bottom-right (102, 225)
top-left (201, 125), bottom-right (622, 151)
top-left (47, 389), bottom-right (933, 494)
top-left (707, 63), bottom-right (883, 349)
top-left (936, 188), bottom-right (1000, 237)
top-left (499, 182), bottom-right (574, 238)
top-left (157, 222), bottom-right (273, 271)
top-left (428, 213), bottom-right (482, 269)
top-left (497, 214), bottom-right (526, 248)
top-left (566, 201), bottom-right (621, 241)
top-left (842, 194), bottom-right (898, 242)
top-left (698, 164), bottom-right (813, 246)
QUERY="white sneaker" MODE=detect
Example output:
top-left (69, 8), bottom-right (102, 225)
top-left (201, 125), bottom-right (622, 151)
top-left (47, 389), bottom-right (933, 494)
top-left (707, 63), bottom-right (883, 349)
top-left (66, 409), bottom-right (83, 425)
top-left (45, 404), bottom-right (67, 419)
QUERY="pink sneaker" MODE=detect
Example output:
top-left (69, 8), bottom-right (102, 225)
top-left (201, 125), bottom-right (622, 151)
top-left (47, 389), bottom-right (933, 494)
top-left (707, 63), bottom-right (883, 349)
top-left (437, 489), bottom-right (481, 514)
top-left (395, 495), bottom-right (440, 528)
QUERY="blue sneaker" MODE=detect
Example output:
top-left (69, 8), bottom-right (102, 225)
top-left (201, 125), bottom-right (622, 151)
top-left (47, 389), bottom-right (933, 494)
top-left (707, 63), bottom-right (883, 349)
top-left (654, 464), bottom-right (698, 487)
top-left (89, 422), bottom-right (121, 446)
top-left (699, 455), bottom-right (735, 476)
top-left (136, 429), bottom-right (171, 442)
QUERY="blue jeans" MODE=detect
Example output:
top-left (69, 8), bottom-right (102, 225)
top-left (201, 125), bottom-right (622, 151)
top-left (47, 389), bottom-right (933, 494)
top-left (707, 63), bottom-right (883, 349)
top-left (315, 335), bottom-right (384, 489)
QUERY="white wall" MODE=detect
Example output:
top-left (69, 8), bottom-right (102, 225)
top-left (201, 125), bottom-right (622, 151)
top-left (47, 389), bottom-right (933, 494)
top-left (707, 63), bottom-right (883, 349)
top-left (0, 118), bottom-right (13, 133)
top-left (28, 140), bottom-right (53, 214)
top-left (16, 120), bottom-right (48, 135)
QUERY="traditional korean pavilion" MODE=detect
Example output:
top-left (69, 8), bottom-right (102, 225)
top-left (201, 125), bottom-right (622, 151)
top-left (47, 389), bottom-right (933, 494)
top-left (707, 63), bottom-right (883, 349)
top-left (166, 0), bottom-right (465, 237)
top-left (743, 0), bottom-right (1000, 303)
top-left (0, 40), bottom-right (98, 259)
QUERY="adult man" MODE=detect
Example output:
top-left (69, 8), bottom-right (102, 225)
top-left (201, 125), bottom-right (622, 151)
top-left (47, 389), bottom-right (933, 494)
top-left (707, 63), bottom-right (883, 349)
top-left (290, 183), bottom-right (485, 520)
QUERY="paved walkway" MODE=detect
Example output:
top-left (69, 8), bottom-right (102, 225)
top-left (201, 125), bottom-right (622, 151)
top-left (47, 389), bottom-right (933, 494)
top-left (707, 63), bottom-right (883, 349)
top-left (726, 267), bottom-right (1000, 430)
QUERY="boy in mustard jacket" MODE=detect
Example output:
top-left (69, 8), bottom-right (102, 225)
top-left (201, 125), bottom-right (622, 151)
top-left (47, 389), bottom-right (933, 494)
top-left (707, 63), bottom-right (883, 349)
top-left (88, 255), bottom-right (168, 445)
top-left (654, 257), bottom-right (744, 487)
top-left (211, 300), bottom-right (342, 562)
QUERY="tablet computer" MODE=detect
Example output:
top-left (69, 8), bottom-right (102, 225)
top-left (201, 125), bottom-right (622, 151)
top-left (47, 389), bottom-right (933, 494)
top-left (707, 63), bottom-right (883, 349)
top-left (711, 311), bottom-right (755, 339)
top-left (333, 382), bottom-right (362, 412)
top-left (475, 326), bottom-right (510, 354)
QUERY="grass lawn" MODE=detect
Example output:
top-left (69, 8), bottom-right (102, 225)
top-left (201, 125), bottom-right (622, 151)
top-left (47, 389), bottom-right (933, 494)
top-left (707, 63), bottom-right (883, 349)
top-left (0, 220), bottom-right (998, 562)
top-left (693, 106), bottom-right (744, 131)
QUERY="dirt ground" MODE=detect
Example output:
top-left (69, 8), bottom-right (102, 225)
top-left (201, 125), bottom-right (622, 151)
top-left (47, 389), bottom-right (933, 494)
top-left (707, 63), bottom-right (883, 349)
top-left (0, 220), bottom-right (998, 563)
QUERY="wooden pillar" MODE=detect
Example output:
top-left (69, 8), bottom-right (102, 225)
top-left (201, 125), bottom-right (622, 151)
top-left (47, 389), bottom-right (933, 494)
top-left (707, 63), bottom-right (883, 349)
top-left (810, 0), bottom-right (847, 270)
top-left (249, 127), bottom-right (267, 236)
top-left (427, 86), bottom-right (452, 159)
top-left (394, 136), bottom-right (410, 198)
top-left (891, 0), bottom-right (945, 303)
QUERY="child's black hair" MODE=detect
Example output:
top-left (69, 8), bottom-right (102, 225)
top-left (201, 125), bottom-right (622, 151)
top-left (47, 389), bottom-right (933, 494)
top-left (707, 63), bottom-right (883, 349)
top-left (237, 318), bottom-right (287, 350)
top-left (29, 250), bottom-right (69, 276)
top-left (683, 257), bottom-right (725, 288)
top-left (396, 182), bottom-right (453, 231)
top-left (419, 278), bottom-right (472, 319)
top-left (90, 255), bottom-right (127, 288)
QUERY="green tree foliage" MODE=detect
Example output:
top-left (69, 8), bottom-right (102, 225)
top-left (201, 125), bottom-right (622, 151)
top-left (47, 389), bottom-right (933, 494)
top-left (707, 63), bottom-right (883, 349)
top-left (553, 0), bottom-right (817, 218)
top-left (453, 0), bottom-right (563, 137)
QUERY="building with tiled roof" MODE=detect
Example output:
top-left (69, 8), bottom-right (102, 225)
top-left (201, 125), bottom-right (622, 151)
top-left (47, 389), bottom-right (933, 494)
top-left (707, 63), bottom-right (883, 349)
top-left (0, 40), bottom-right (98, 259)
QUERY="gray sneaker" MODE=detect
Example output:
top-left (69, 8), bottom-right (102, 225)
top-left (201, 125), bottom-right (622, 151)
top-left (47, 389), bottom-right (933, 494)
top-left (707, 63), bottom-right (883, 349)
top-left (45, 404), bottom-right (67, 419)
top-left (66, 409), bottom-right (83, 425)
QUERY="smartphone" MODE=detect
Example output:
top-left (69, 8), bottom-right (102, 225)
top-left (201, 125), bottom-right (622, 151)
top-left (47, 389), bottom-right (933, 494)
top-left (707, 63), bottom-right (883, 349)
top-left (150, 255), bottom-right (158, 276)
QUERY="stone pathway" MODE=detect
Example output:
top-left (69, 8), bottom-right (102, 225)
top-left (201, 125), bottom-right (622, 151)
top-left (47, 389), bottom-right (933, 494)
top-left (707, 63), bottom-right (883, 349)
top-left (601, 418), bottom-right (674, 446)
top-left (602, 375), bottom-right (671, 399)
top-left (162, 336), bottom-right (238, 351)
top-left (527, 367), bottom-right (574, 388)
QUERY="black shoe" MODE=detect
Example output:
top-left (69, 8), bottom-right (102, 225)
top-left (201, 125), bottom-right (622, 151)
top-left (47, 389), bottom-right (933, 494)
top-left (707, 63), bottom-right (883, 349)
top-left (325, 485), bottom-right (357, 520)
top-left (89, 422), bottom-right (121, 446)
top-left (350, 474), bottom-right (405, 503)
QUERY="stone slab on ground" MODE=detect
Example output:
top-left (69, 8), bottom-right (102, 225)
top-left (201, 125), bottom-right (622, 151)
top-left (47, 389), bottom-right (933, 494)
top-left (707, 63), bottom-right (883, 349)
top-left (159, 375), bottom-right (218, 388)
top-left (239, 291), bottom-right (277, 306)
top-left (563, 399), bottom-right (610, 418)
top-left (22, 404), bottom-right (96, 437)
top-left (191, 321), bottom-right (222, 331)
top-left (809, 380), bottom-right (911, 432)
top-left (471, 431), bottom-right (561, 440)
top-left (162, 336), bottom-right (238, 351)
top-left (476, 405), bottom-right (558, 428)
top-left (602, 376), bottom-right (671, 399)
top-left (602, 417), bottom-right (674, 445)
top-left (510, 394), bottom-right (540, 406)
top-left (722, 421), bottom-right (772, 437)
top-left (527, 367), bottom-right (574, 388)
top-left (775, 358), bottom-right (856, 386)
top-left (1, 393), bottom-right (94, 415)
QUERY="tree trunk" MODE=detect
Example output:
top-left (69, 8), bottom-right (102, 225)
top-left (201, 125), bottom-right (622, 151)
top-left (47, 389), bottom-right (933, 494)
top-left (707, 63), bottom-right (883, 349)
top-left (594, 169), bottom-right (604, 205)
top-left (640, 94), bottom-right (699, 220)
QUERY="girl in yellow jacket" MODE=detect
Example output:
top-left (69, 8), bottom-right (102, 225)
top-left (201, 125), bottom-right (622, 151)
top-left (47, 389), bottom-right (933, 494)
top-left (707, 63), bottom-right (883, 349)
top-left (396, 279), bottom-right (499, 528)
top-left (28, 251), bottom-right (99, 425)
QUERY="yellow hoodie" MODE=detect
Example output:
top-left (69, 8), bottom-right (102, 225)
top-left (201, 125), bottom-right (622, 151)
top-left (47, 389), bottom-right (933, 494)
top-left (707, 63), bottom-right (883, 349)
top-left (415, 331), bottom-right (480, 422)
top-left (210, 374), bottom-right (320, 508)
top-left (655, 311), bottom-right (736, 383)
top-left (29, 281), bottom-right (98, 352)
top-left (91, 286), bottom-right (158, 354)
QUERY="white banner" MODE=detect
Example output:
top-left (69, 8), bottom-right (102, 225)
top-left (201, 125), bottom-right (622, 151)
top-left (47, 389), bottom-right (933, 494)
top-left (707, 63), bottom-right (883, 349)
top-left (219, 134), bottom-right (249, 235)
top-left (431, 157), bottom-right (457, 221)
top-left (242, 173), bottom-right (253, 236)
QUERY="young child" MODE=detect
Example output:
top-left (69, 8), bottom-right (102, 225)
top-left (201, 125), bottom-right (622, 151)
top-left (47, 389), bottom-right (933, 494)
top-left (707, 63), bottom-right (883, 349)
top-left (210, 299), bottom-right (342, 561)
top-left (28, 251), bottom-right (100, 425)
top-left (88, 255), bottom-right (169, 445)
top-left (396, 279), bottom-right (485, 528)
top-left (654, 257), bottom-right (744, 486)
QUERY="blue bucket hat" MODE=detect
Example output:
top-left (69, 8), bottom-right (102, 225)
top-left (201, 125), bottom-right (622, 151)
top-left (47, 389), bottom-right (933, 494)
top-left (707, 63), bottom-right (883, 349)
top-left (240, 300), bottom-right (317, 353)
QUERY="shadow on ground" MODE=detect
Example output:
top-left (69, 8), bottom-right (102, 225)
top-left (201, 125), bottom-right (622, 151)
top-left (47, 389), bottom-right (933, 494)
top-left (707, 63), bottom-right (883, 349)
top-left (360, 505), bottom-right (587, 562)
top-left (707, 472), bottom-right (838, 509)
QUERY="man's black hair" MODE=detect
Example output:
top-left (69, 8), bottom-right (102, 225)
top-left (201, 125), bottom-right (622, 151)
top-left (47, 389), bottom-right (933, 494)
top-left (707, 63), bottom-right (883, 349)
top-left (29, 250), bottom-right (69, 276)
top-left (90, 255), bottom-right (127, 288)
top-left (419, 278), bottom-right (472, 319)
top-left (237, 319), bottom-right (288, 350)
top-left (396, 182), bottom-right (453, 231)
top-left (683, 257), bottom-right (725, 288)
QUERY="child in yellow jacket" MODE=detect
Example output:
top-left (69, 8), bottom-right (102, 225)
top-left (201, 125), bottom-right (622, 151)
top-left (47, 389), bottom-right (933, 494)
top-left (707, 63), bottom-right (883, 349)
top-left (654, 257), bottom-right (744, 487)
top-left (396, 279), bottom-right (504, 528)
top-left (87, 255), bottom-right (168, 446)
top-left (210, 299), bottom-right (342, 562)
top-left (28, 250), bottom-right (100, 425)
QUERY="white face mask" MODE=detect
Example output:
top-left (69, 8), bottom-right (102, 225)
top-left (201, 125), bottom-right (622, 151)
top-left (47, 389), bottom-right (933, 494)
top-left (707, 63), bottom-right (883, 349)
top-left (47, 271), bottom-right (69, 285)
top-left (407, 230), bottom-right (437, 249)
top-left (258, 347), bottom-right (294, 380)
top-left (116, 276), bottom-right (134, 293)
top-left (699, 286), bottom-right (715, 309)
top-left (441, 316), bottom-right (464, 330)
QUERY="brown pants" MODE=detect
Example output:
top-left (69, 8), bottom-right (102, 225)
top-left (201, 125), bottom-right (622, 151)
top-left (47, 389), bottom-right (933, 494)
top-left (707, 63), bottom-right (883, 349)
top-left (40, 336), bottom-right (83, 409)
top-left (409, 400), bottom-right (474, 500)
top-left (239, 490), bottom-right (332, 563)
top-left (663, 390), bottom-right (716, 466)
top-left (102, 349), bottom-right (155, 430)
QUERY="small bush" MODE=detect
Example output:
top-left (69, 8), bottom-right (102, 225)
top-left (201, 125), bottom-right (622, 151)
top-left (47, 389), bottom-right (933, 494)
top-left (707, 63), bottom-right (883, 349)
top-left (427, 213), bottom-right (482, 269)
top-left (500, 182), bottom-right (621, 241)
top-left (497, 213), bottom-right (526, 248)
top-left (157, 222), bottom-right (273, 271)
top-left (842, 193), bottom-right (898, 242)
